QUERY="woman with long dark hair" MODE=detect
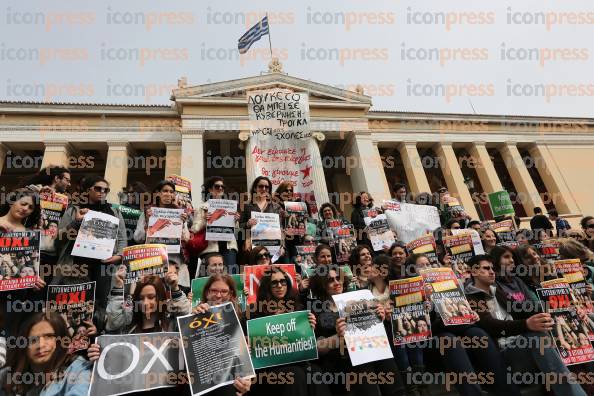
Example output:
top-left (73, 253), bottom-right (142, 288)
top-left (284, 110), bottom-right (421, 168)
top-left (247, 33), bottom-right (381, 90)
top-left (191, 176), bottom-right (240, 275)
top-left (350, 191), bottom-right (378, 247)
top-left (133, 180), bottom-right (190, 264)
top-left (247, 267), bottom-right (328, 396)
top-left (308, 265), bottom-right (406, 396)
top-left (104, 266), bottom-right (191, 333)
top-left (240, 176), bottom-right (282, 260)
top-left (1, 311), bottom-right (92, 395)
top-left (56, 176), bottom-right (127, 313)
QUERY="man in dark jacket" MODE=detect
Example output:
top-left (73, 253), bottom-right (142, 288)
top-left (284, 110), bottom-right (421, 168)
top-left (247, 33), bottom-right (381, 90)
top-left (465, 255), bottom-right (587, 396)
top-left (530, 207), bottom-right (554, 240)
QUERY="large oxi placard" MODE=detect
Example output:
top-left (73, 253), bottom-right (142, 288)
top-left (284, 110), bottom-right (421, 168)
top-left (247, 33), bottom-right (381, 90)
top-left (247, 89), bottom-right (316, 209)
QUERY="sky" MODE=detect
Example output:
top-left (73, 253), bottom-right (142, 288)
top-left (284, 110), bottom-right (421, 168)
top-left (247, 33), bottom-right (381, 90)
top-left (1, 0), bottom-right (593, 117)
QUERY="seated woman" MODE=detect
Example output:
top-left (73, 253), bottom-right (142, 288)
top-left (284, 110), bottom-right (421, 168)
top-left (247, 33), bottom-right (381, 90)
top-left (103, 265), bottom-right (191, 333)
top-left (316, 203), bottom-right (349, 246)
top-left (516, 244), bottom-right (557, 295)
top-left (192, 274), bottom-right (251, 396)
top-left (349, 244), bottom-right (374, 289)
top-left (1, 311), bottom-right (92, 396)
top-left (247, 267), bottom-right (330, 396)
top-left (309, 265), bottom-right (406, 396)
top-left (248, 245), bottom-right (273, 266)
top-left (387, 242), bottom-right (408, 281)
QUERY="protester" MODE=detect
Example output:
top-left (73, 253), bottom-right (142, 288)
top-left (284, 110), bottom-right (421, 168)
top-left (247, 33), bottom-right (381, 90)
top-left (579, 216), bottom-right (594, 251)
top-left (121, 181), bottom-right (148, 210)
top-left (198, 252), bottom-right (226, 277)
top-left (313, 244), bottom-right (333, 266)
top-left (387, 242), bottom-right (408, 280)
top-left (190, 176), bottom-right (240, 275)
top-left (317, 202), bottom-right (348, 246)
top-left (530, 207), bottom-right (554, 240)
top-left (240, 176), bottom-right (282, 257)
top-left (1, 311), bottom-right (92, 396)
top-left (248, 245), bottom-right (272, 266)
top-left (516, 244), bottom-right (557, 294)
top-left (309, 265), bottom-right (406, 396)
top-left (190, 274), bottom-right (251, 396)
top-left (490, 246), bottom-right (538, 304)
top-left (0, 188), bottom-right (46, 335)
top-left (549, 210), bottom-right (571, 237)
top-left (465, 254), bottom-right (588, 396)
top-left (349, 244), bottom-right (373, 289)
top-left (467, 220), bottom-right (481, 232)
top-left (55, 176), bottom-right (126, 318)
top-left (351, 191), bottom-right (379, 247)
top-left (392, 183), bottom-right (408, 203)
top-left (104, 266), bottom-right (191, 333)
top-left (248, 267), bottom-right (329, 396)
top-left (481, 228), bottom-right (499, 254)
top-left (134, 180), bottom-right (190, 266)
top-left (21, 166), bottom-right (72, 194)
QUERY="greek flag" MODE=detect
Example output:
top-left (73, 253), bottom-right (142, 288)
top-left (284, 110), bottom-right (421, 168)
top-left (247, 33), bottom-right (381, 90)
top-left (238, 16), bottom-right (269, 54)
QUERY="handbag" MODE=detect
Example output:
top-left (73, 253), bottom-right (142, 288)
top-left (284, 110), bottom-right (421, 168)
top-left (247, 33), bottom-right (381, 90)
top-left (186, 229), bottom-right (208, 255)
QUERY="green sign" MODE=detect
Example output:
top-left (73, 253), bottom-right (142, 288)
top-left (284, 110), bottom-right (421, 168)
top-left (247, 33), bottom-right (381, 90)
top-left (247, 310), bottom-right (318, 369)
top-left (488, 191), bottom-right (515, 217)
top-left (191, 274), bottom-right (246, 311)
top-left (112, 204), bottom-right (142, 239)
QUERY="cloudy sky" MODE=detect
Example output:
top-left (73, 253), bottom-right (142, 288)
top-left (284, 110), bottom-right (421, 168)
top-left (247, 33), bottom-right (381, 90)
top-left (1, 0), bottom-right (592, 117)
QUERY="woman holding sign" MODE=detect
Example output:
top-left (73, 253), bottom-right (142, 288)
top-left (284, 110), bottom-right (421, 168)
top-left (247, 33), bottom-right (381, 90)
top-left (0, 188), bottom-right (45, 338)
top-left (192, 274), bottom-right (252, 396)
top-left (104, 267), bottom-right (191, 333)
top-left (1, 311), bottom-right (92, 396)
top-left (134, 180), bottom-right (190, 265)
top-left (309, 265), bottom-right (407, 396)
top-left (190, 176), bottom-right (240, 276)
top-left (56, 176), bottom-right (127, 313)
top-left (240, 176), bottom-right (282, 258)
top-left (247, 267), bottom-right (328, 396)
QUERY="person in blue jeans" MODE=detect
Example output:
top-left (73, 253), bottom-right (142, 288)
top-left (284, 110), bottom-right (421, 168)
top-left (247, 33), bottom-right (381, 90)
top-left (465, 254), bottom-right (587, 396)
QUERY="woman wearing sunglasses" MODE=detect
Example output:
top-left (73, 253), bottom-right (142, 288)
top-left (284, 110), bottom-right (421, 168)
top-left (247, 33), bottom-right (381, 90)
top-left (274, 181), bottom-right (304, 265)
top-left (134, 180), bottom-right (190, 270)
top-left (57, 176), bottom-right (127, 315)
top-left (309, 265), bottom-right (406, 396)
top-left (191, 177), bottom-right (240, 275)
top-left (240, 176), bottom-right (282, 259)
top-left (248, 246), bottom-right (272, 266)
top-left (247, 267), bottom-right (329, 396)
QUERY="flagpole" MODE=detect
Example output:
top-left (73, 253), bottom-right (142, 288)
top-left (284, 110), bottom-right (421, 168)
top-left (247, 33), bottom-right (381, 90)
top-left (266, 13), bottom-right (273, 59)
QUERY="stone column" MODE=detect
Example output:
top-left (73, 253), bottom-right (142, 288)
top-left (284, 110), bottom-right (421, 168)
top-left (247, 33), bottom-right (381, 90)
top-left (398, 141), bottom-right (431, 194)
top-left (467, 142), bottom-right (503, 193)
top-left (240, 131), bottom-right (255, 190)
top-left (528, 143), bottom-right (580, 214)
top-left (41, 142), bottom-right (71, 169)
top-left (346, 132), bottom-right (391, 204)
top-left (104, 141), bottom-right (129, 203)
top-left (0, 144), bottom-right (8, 175)
top-left (180, 129), bottom-right (204, 207)
top-left (307, 132), bottom-right (330, 208)
top-left (499, 142), bottom-right (545, 215)
top-left (164, 142), bottom-right (182, 177)
top-left (434, 143), bottom-right (479, 220)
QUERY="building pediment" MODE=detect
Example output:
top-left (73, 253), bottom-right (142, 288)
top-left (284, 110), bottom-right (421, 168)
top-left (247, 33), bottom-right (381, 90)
top-left (171, 72), bottom-right (372, 112)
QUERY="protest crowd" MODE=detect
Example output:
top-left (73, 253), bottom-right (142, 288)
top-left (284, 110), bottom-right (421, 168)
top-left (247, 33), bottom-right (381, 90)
top-left (0, 162), bottom-right (594, 396)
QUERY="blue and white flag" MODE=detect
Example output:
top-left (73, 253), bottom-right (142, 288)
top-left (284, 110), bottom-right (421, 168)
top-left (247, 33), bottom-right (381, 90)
top-left (238, 16), bottom-right (269, 54)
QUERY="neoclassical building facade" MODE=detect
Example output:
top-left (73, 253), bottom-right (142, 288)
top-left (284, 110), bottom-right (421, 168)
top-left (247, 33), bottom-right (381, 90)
top-left (0, 68), bottom-right (591, 228)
